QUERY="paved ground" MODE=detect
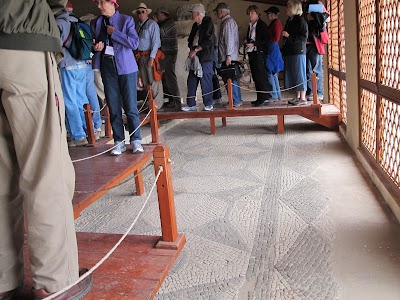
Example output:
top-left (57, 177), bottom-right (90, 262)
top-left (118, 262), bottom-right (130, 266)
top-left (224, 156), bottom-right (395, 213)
top-left (75, 115), bottom-right (400, 300)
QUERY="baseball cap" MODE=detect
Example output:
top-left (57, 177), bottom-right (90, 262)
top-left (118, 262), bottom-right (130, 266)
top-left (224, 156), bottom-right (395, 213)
top-left (213, 3), bottom-right (229, 11)
top-left (189, 4), bottom-right (205, 14)
top-left (264, 6), bottom-right (280, 15)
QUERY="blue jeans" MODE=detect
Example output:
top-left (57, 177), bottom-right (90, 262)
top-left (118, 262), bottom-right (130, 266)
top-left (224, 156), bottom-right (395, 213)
top-left (267, 73), bottom-right (281, 99)
top-left (223, 78), bottom-right (242, 104)
top-left (187, 60), bottom-right (213, 107)
top-left (60, 65), bottom-right (88, 140)
top-left (100, 56), bottom-right (141, 143)
top-left (85, 64), bottom-right (102, 131)
top-left (306, 44), bottom-right (324, 96)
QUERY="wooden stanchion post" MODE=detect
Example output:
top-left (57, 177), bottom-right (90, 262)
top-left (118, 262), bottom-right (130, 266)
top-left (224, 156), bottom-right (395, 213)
top-left (312, 73), bottom-right (318, 105)
top-left (153, 145), bottom-right (184, 249)
top-left (148, 85), bottom-right (160, 144)
top-left (84, 104), bottom-right (95, 146)
top-left (227, 78), bottom-right (234, 110)
top-left (104, 101), bottom-right (112, 138)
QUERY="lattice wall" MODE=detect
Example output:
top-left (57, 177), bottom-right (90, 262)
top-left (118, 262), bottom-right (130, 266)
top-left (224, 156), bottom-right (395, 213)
top-left (379, 0), bottom-right (400, 89)
top-left (358, 0), bottom-right (400, 190)
top-left (358, 0), bottom-right (376, 82)
top-left (379, 99), bottom-right (400, 186)
top-left (327, 0), bottom-right (347, 124)
top-left (360, 89), bottom-right (377, 158)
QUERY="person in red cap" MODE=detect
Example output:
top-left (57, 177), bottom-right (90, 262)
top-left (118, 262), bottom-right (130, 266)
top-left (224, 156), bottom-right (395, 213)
top-left (91, 0), bottom-right (144, 155)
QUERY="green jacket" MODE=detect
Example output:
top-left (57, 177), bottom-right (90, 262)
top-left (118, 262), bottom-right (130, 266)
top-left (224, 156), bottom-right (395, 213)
top-left (0, 0), bottom-right (67, 52)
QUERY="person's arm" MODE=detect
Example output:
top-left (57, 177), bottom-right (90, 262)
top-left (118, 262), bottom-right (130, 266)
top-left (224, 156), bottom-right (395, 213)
top-left (149, 21), bottom-right (161, 59)
top-left (224, 19), bottom-right (237, 63)
top-left (47, 0), bottom-right (67, 15)
top-left (110, 16), bottom-right (139, 51)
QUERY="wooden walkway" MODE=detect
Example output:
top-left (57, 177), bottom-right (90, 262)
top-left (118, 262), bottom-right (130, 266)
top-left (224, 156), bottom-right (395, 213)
top-left (155, 74), bottom-right (342, 135)
top-left (20, 97), bottom-right (185, 299)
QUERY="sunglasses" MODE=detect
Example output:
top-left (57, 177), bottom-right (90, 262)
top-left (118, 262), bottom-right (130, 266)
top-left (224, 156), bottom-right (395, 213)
top-left (137, 10), bottom-right (146, 14)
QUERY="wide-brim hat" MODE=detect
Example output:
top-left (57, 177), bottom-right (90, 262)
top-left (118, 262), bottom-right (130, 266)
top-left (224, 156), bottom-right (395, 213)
top-left (132, 3), bottom-right (152, 14)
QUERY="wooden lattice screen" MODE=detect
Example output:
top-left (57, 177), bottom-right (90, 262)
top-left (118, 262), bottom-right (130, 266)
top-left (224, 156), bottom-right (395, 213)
top-left (358, 0), bottom-right (400, 190)
top-left (327, 0), bottom-right (347, 124)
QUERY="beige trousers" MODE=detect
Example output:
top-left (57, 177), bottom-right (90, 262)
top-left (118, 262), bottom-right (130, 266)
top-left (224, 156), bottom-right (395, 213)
top-left (137, 55), bottom-right (164, 109)
top-left (0, 50), bottom-right (79, 293)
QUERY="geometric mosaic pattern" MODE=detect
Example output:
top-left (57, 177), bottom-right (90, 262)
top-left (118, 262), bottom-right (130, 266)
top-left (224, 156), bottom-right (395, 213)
top-left (75, 116), bottom-right (340, 299)
top-left (361, 88), bottom-right (377, 158)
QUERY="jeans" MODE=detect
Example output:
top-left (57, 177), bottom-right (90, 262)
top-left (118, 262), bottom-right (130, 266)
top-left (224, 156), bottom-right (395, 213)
top-left (100, 56), bottom-right (141, 143)
top-left (187, 60), bottom-right (213, 107)
top-left (59, 65), bottom-right (88, 140)
top-left (223, 78), bottom-right (242, 104)
top-left (267, 73), bottom-right (281, 99)
top-left (85, 64), bottom-right (102, 131)
top-left (306, 43), bottom-right (324, 97)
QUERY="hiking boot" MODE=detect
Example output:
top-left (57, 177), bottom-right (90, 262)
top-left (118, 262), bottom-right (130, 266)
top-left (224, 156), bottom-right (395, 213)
top-left (68, 137), bottom-right (88, 147)
top-left (110, 142), bottom-right (126, 156)
top-left (181, 106), bottom-right (197, 112)
top-left (33, 268), bottom-right (93, 300)
top-left (131, 141), bottom-right (144, 154)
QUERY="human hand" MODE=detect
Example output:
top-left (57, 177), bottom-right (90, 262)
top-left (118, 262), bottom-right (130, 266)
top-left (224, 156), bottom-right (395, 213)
top-left (189, 50), bottom-right (196, 59)
top-left (148, 57), bottom-right (154, 68)
top-left (93, 41), bottom-right (104, 51)
top-left (282, 31), bottom-right (289, 38)
top-left (106, 25), bottom-right (115, 35)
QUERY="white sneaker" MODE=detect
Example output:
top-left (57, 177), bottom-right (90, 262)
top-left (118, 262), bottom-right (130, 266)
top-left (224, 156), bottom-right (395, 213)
top-left (181, 106), bottom-right (197, 112)
top-left (132, 141), bottom-right (144, 154)
top-left (110, 142), bottom-right (126, 156)
top-left (203, 105), bottom-right (213, 111)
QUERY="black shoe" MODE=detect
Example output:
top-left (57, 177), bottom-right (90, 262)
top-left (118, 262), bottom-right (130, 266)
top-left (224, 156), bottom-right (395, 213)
top-left (251, 100), bottom-right (266, 107)
top-left (163, 100), bottom-right (182, 109)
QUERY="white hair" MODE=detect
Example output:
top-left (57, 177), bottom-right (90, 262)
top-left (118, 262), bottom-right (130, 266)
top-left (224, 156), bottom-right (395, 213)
top-left (220, 8), bottom-right (230, 15)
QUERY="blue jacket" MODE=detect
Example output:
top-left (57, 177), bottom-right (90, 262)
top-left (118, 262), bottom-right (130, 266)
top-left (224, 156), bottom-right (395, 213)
top-left (265, 42), bottom-right (284, 74)
top-left (91, 11), bottom-right (139, 75)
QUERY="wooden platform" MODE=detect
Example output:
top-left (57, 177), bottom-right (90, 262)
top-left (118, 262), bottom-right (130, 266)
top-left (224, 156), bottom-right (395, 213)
top-left (154, 76), bottom-right (341, 135)
top-left (70, 144), bottom-right (156, 219)
top-left (20, 233), bottom-right (185, 299)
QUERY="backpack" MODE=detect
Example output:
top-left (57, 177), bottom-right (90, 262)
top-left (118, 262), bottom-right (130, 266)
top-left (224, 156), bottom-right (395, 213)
top-left (63, 18), bottom-right (92, 61)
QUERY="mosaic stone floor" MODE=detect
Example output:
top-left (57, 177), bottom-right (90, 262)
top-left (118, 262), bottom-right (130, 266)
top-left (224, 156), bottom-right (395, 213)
top-left (76, 116), bottom-right (340, 300)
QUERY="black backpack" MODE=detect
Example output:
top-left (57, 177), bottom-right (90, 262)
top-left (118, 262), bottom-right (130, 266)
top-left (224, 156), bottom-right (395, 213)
top-left (63, 17), bottom-right (92, 61)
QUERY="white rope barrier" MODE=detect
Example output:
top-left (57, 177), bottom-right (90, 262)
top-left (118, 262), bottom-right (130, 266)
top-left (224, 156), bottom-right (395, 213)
top-left (163, 83), bottom-right (227, 100)
top-left (138, 91), bottom-right (150, 113)
top-left (44, 166), bottom-right (164, 300)
top-left (232, 79), bottom-right (311, 94)
top-left (72, 109), bottom-right (152, 163)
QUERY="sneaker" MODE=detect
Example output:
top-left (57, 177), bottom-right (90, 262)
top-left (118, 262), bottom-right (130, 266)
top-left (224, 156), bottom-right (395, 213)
top-left (307, 94), bottom-right (324, 101)
top-left (68, 137), bottom-right (88, 147)
top-left (131, 141), bottom-right (144, 154)
top-left (288, 98), bottom-right (307, 106)
top-left (95, 128), bottom-right (102, 141)
top-left (224, 102), bottom-right (242, 108)
top-left (181, 106), bottom-right (197, 112)
top-left (203, 105), bottom-right (213, 111)
top-left (33, 268), bottom-right (92, 300)
top-left (110, 142), bottom-right (126, 156)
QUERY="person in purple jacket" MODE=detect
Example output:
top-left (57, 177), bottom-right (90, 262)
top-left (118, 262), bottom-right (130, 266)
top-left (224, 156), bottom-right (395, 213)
top-left (91, 0), bottom-right (143, 155)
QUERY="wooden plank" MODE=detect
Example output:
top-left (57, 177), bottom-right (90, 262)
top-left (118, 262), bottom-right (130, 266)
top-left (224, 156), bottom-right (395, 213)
top-left (19, 233), bottom-right (186, 300)
top-left (70, 145), bottom-right (155, 218)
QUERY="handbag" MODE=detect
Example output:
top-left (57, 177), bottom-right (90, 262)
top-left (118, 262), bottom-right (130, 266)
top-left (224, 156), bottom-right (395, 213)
top-left (218, 61), bottom-right (244, 82)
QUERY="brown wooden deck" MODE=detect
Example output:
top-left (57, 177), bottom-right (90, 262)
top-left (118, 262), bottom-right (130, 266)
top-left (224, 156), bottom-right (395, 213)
top-left (155, 75), bottom-right (341, 135)
top-left (19, 99), bottom-right (185, 299)
top-left (20, 233), bottom-right (185, 300)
